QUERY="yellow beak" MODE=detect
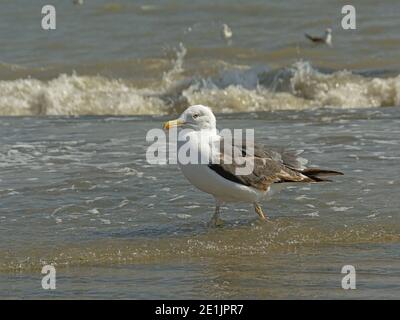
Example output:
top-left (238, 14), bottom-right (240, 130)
top-left (163, 119), bottom-right (185, 130)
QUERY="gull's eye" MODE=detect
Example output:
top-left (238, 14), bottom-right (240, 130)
top-left (192, 113), bottom-right (200, 119)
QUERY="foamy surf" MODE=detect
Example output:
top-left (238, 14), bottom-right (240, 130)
top-left (0, 57), bottom-right (399, 116)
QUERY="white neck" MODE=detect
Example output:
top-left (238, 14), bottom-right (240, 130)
top-left (177, 128), bottom-right (219, 165)
top-left (325, 34), bottom-right (332, 46)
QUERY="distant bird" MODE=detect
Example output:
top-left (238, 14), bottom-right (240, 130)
top-left (73, 0), bottom-right (84, 5)
top-left (163, 105), bottom-right (343, 226)
top-left (305, 28), bottom-right (332, 46)
top-left (221, 24), bottom-right (233, 40)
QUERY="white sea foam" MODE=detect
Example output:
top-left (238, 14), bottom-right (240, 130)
top-left (0, 55), bottom-right (399, 116)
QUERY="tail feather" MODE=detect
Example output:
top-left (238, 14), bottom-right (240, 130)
top-left (305, 33), bottom-right (314, 41)
top-left (301, 168), bottom-right (343, 182)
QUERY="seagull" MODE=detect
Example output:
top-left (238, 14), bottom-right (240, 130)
top-left (221, 24), bottom-right (233, 40)
top-left (305, 28), bottom-right (332, 46)
top-left (163, 105), bottom-right (343, 226)
top-left (73, 0), bottom-right (84, 5)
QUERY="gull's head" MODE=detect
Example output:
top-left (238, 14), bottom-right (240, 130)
top-left (325, 28), bottom-right (332, 35)
top-left (163, 105), bottom-right (216, 131)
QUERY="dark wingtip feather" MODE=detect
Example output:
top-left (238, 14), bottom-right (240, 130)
top-left (302, 168), bottom-right (343, 182)
top-left (303, 168), bottom-right (343, 176)
top-left (305, 33), bottom-right (313, 40)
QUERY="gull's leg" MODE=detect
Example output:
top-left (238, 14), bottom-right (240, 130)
top-left (254, 203), bottom-right (267, 221)
top-left (208, 199), bottom-right (224, 227)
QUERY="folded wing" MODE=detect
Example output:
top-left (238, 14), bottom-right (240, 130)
top-left (208, 138), bottom-right (343, 191)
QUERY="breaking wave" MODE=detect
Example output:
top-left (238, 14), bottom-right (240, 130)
top-left (0, 46), bottom-right (399, 116)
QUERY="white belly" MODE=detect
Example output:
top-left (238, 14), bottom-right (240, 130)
top-left (176, 129), bottom-right (270, 203)
top-left (179, 163), bottom-right (266, 203)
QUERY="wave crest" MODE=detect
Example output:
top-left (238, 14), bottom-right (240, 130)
top-left (0, 58), bottom-right (399, 116)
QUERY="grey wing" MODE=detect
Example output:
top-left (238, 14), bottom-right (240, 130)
top-left (305, 34), bottom-right (324, 42)
top-left (247, 143), bottom-right (343, 179)
top-left (208, 138), bottom-right (311, 191)
top-left (239, 139), bottom-right (308, 170)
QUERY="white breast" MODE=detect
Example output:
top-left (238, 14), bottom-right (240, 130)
top-left (177, 130), bottom-right (266, 203)
top-left (179, 163), bottom-right (265, 202)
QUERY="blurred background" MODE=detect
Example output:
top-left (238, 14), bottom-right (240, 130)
top-left (0, 0), bottom-right (399, 115)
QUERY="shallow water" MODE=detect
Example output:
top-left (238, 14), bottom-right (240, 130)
top-left (1, 108), bottom-right (400, 298)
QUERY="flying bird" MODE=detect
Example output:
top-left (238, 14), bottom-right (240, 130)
top-left (163, 105), bottom-right (343, 226)
top-left (305, 28), bottom-right (332, 46)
